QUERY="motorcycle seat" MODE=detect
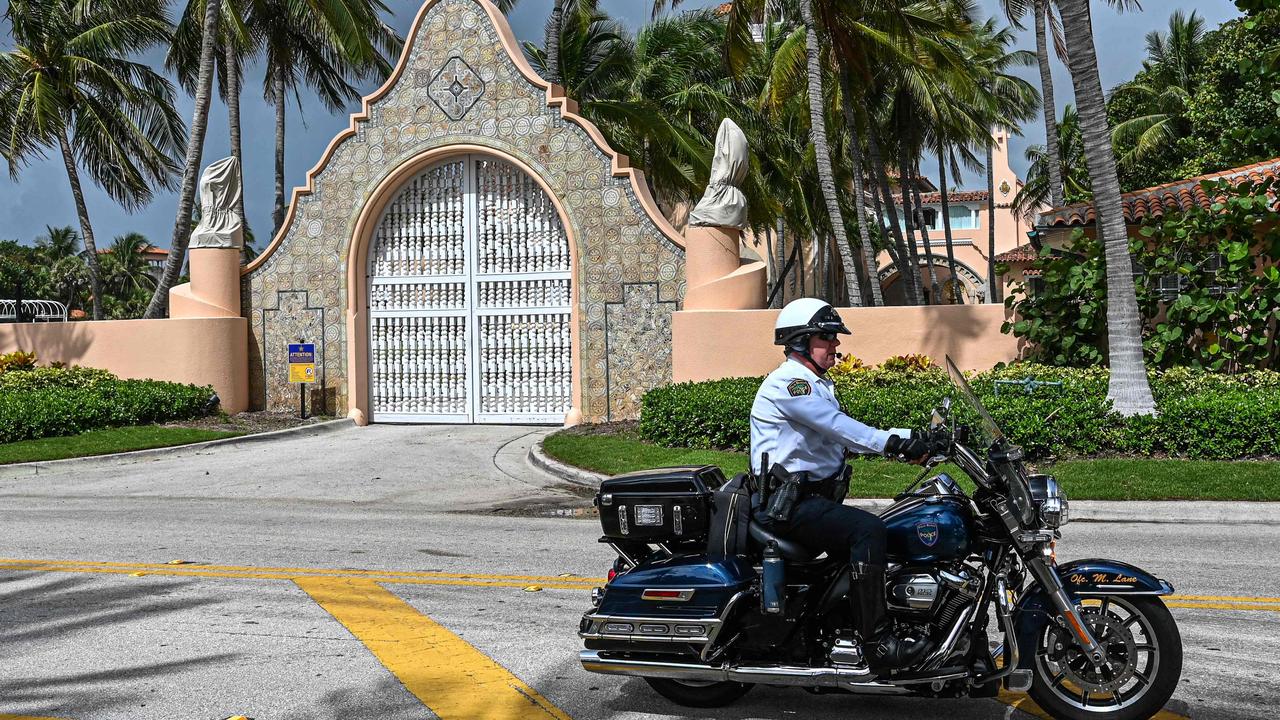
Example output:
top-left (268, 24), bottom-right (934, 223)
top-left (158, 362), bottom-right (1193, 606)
top-left (748, 520), bottom-right (818, 562)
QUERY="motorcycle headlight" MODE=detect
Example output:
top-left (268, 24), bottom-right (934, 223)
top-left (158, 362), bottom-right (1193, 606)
top-left (1028, 474), bottom-right (1070, 529)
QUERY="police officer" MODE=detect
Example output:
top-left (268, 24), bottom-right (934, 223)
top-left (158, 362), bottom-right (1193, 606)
top-left (750, 297), bottom-right (932, 672)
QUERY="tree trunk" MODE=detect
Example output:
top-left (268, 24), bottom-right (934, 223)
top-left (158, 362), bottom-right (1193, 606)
top-left (56, 132), bottom-right (103, 320)
top-left (776, 217), bottom-right (786, 307)
top-left (145, 0), bottom-right (223, 319)
top-left (799, 0), bottom-right (861, 305)
top-left (938, 149), bottom-right (962, 303)
top-left (909, 161), bottom-right (941, 304)
top-left (897, 142), bottom-right (925, 304)
top-left (1059, 0), bottom-right (1156, 416)
top-left (272, 63), bottom-right (287, 235)
top-left (838, 68), bottom-right (884, 306)
top-left (866, 124), bottom-right (919, 304)
top-left (546, 0), bottom-right (565, 86)
top-left (987, 138), bottom-right (998, 303)
top-left (1036, 0), bottom-right (1065, 208)
top-left (225, 41), bottom-right (249, 260)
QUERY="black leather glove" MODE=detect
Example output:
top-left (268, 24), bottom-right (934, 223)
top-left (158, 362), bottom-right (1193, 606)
top-left (884, 433), bottom-right (930, 461)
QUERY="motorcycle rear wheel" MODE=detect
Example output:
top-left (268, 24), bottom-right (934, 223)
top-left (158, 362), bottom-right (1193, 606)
top-left (1028, 596), bottom-right (1182, 720)
top-left (644, 677), bottom-right (754, 707)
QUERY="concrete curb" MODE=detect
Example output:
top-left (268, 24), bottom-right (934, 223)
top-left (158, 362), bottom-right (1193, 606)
top-left (528, 439), bottom-right (606, 488)
top-left (526, 447), bottom-right (1280, 525)
top-left (0, 418), bottom-right (357, 478)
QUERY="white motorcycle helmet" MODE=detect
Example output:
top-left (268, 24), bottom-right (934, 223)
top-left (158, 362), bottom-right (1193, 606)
top-left (774, 298), bottom-right (850, 357)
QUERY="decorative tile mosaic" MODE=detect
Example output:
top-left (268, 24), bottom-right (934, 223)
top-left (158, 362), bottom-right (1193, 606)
top-left (242, 0), bottom-right (686, 421)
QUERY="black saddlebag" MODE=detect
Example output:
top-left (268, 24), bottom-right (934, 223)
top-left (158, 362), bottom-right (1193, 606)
top-left (596, 466), bottom-right (721, 542)
top-left (706, 472), bottom-right (752, 558)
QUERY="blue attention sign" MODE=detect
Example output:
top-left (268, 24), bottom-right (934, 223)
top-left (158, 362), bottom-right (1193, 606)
top-left (288, 343), bottom-right (315, 364)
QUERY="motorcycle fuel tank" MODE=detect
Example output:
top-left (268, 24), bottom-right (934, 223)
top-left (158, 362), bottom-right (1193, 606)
top-left (882, 496), bottom-right (972, 563)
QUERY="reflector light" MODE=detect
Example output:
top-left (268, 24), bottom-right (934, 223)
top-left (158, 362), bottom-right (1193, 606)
top-left (641, 588), bottom-right (694, 601)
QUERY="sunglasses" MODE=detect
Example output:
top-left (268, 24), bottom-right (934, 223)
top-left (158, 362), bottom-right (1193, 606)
top-left (815, 332), bottom-right (840, 341)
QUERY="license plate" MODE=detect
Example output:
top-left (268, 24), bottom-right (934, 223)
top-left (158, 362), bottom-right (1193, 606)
top-left (634, 505), bottom-right (664, 526)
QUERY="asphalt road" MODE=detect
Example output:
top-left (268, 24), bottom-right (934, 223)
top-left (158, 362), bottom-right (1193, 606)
top-left (0, 424), bottom-right (1276, 720)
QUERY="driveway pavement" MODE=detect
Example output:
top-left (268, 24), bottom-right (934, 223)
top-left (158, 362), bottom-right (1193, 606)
top-left (0, 424), bottom-right (1276, 719)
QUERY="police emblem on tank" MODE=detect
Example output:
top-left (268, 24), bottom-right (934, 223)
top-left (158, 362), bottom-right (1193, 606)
top-left (916, 521), bottom-right (939, 547)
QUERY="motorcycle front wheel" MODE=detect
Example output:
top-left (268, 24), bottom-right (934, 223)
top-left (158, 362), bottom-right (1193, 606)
top-left (1029, 595), bottom-right (1182, 720)
top-left (644, 677), bottom-right (754, 707)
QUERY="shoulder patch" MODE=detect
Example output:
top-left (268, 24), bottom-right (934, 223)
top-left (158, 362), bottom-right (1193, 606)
top-left (787, 379), bottom-right (812, 397)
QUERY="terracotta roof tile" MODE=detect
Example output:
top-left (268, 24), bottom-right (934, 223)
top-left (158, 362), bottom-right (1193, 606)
top-left (918, 190), bottom-right (989, 204)
top-left (1038, 157), bottom-right (1280, 228)
top-left (994, 244), bottom-right (1039, 264)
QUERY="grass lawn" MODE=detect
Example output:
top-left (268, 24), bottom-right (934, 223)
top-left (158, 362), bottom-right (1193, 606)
top-left (0, 425), bottom-right (243, 465)
top-left (542, 429), bottom-right (1280, 501)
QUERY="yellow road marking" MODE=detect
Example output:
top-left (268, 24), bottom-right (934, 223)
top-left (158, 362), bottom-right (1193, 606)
top-left (998, 689), bottom-right (1188, 720)
top-left (1167, 601), bottom-right (1280, 612)
top-left (295, 577), bottom-right (570, 720)
top-left (0, 563), bottom-right (596, 590)
top-left (1169, 594), bottom-right (1280, 604)
top-left (0, 557), bottom-right (603, 584)
top-left (6, 557), bottom-right (1280, 612)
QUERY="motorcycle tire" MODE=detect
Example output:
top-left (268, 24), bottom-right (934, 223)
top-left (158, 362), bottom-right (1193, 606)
top-left (1028, 596), bottom-right (1182, 720)
top-left (643, 677), bottom-right (754, 707)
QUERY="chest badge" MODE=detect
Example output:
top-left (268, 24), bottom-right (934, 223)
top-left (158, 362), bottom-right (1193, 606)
top-left (916, 521), bottom-right (940, 547)
top-left (787, 379), bottom-right (812, 397)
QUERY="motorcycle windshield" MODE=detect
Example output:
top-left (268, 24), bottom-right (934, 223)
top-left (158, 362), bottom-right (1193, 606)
top-left (944, 355), bottom-right (1003, 442)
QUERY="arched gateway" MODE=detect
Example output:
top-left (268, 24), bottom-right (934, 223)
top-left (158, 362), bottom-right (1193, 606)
top-left (240, 0), bottom-right (686, 425)
top-left (367, 155), bottom-right (572, 422)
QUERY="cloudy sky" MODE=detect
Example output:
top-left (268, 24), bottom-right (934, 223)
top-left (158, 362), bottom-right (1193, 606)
top-left (0, 0), bottom-right (1244, 249)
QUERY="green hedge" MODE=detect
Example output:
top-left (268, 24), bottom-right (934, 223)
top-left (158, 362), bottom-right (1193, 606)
top-left (0, 369), bottom-right (216, 443)
top-left (639, 364), bottom-right (1280, 460)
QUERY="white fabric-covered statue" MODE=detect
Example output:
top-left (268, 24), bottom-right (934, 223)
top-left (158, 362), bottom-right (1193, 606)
top-left (689, 117), bottom-right (749, 230)
top-left (189, 156), bottom-right (245, 249)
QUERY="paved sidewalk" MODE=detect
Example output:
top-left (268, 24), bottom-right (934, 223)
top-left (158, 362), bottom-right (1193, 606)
top-left (529, 439), bottom-right (1280, 525)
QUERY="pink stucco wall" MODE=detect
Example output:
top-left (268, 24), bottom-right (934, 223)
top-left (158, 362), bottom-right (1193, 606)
top-left (672, 304), bottom-right (1019, 382)
top-left (0, 318), bottom-right (249, 413)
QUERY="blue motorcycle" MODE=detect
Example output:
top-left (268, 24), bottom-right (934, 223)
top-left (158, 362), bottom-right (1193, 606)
top-left (579, 357), bottom-right (1182, 720)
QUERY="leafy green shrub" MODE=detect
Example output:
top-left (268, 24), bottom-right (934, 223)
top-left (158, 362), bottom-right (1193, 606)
top-left (0, 350), bottom-right (38, 375)
top-left (639, 362), bottom-right (1280, 460)
top-left (0, 378), bottom-right (215, 443)
top-left (879, 354), bottom-right (936, 372)
top-left (639, 376), bottom-right (761, 449)
top-left (0, 365), bottom-right (117, 392)
top-left (1005, 178), bottom-right (1280, 372)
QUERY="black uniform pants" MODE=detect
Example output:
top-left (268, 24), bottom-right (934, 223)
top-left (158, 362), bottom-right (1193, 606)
top-left (758, 494), bottom-right (887, 566)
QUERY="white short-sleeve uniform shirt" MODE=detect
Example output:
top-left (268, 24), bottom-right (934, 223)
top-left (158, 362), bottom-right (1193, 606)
top-left (749, 357), bottom-right (911, 479)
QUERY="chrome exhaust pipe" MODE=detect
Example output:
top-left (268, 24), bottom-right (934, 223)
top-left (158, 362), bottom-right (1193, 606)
top-left (580, 651), bottom-right (909, 694)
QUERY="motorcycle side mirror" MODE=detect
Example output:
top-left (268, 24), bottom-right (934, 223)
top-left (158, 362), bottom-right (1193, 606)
top-left (930, 397), bottom-right (952, 430)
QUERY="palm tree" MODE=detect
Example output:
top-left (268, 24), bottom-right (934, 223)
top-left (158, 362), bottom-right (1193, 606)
top-left (35, 225), bottom-right (81, 264)
top-left (1012, 104), bottom-right (1089, 219)
top-left (144, 0), bottom-right (224, 319)
top-left (258, 0), bottom-right (401, 234)
top-left (797, 0), bottom-right (861, 305)
top-left (1000, 0), bottom-right (1144, 208)
top-left (1, 0), bottom-right (186, 321)
top-left (1058, 0), bottom-right (1156, 415)
top-left (168, 0), bottom-right (254, 250)
top-left (103, 232), bottom-right (160, 299)
top-left (963, 18), bottom-right (1038, 302)
top-left (1109, 10), bottom-right (1205, 170)
top-left (836, 67), bottom-right (883, 306)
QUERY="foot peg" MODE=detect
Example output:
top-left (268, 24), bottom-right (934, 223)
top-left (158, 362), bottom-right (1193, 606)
top-left (1005, 669), bottom-right (1033, 692)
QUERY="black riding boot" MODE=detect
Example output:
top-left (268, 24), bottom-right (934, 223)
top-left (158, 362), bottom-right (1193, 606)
top-left (851, 563), bottom-right (933, 672)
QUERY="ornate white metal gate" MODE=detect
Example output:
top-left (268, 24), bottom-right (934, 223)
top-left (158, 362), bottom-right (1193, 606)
top-left (368, 155), bottom-right (572, 423)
